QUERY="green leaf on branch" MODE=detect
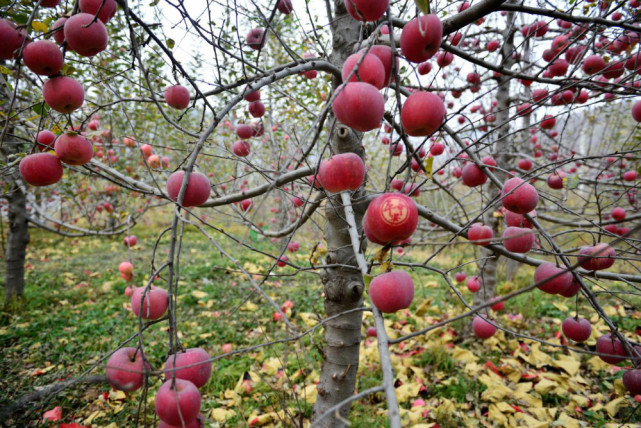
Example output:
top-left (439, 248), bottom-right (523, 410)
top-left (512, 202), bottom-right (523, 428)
top-left (0, 65), bottom-right (11, 75)
top-left (566, 175), bottom-right (580, 190)
top-left (166, 38), bottom-right (175, 49)
top-left (415, 0), bottom-right (430, 14)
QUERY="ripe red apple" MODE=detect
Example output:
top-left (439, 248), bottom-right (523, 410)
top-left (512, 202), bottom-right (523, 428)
top-left (79, 0), bottom-right (118, 23)
top-left (106, 347), bottom-right (149, 392)
top-left (363, 193), bottom-right (418, 244)
top-left (124, 235), bottom-right (137, 247)
top-left (502, 226), bottom-right (534, 253)
top-left (466, 276), bottom-right (481, 292)
top-left (131, 285), bottom-right (169, 320)
top-left (119, 261), bottom-right (133, 276)
top-left (240, 199), bottom-right (252, 212)
top-left (473, 316), bottom-right (497, 339)
top-left (490, 298), bottom-right (505, 311)
top-left (417, 61), bottom-right (432, 75)
top-left (164, 348), bottom-right (212, 388)
top-left (454, 271), bottom-right (466, 283)
top-left (155, 379), bottom-right (201, 426)
top-left (367, 326), bottom-right (377, 337)
top-left (318, 153), bottom-right (365, 193)
top-left (54, 132), bottom-right (93, 166)
top-left (547, 172), bottom-right (565, 189)
top-left (277, 0), bottom-right (293, 14)
top-left (42, 76), bottom-right (85, 113)
top-left (21, 40), bottom-right (63, 76)
top-left (540, 115), bottom-right (556, 129)
top-left (64, 13), bottom-right (108, 57)
top-left (623, 369), bottom-right (641, 395)
top-left (166, 171), bottom-right (211, 207)
top-left (344, 0), bottom-right (388, 21)
top-left (518, 159), bottom-right (532, 170)
top-left (582, 55), bottom-right (606, 74)
top-left (244, 90), bottom-right (260, 102)
top-left (341, 52), bottom-right (385, 89)
top-left (51, 17), bottom-right (68, 45)
top-left (369, 270), bottom-right (414, 313)
top-left (0, 19), bottom-right (27, 60)
top-left (287, 241), bottom-right (299, 252)
top-left (400, 15), bottom-right (443, 63)
top-left (236, 124), bottom-right (253, 139)
top-left (534, 262), bottom-right (573, 295)
top-left (504, 209), bottom-right (536, 229)
top-left (366, 45), bottom-right (396, 86)
top-left (332, 82), bottom-right (384, 132)
top-left (164, 85), bottom-right (190, 110)
top-left (277, 255), bottom-right (288, 267)
top-left (501, 177), bottom-right (539, 214)
top-left (246, 28), bottom-right (266, 50)
top-left (461, 163), bottom-right (487, 187)
top-left (248, 101), bottom-right (265, 118)
top-left (19, 153), bottom-right (63, 186)
top-left (400, 91), bottom-right (446, 137)
top-left (390, 178), bottom-right (404, 191)
top-left (611, 206), bottom-right (626, 221)
top-left (596, 333), bottom-right (627, 364)
top-left (561, 317), bottom-right (591, 342)
top-left (577, 243), bottom-right (616, 271)
top-left (232, 140), bottom-right (251, 157)
top-left (633, 100), bottom-right (641, 122)
top-left (623, 170), bottom-right (638, 181)
top-left (430, 142), bottom-right (444, 156)
top-left (468, 223), bottom-right (493, 246)
top-left (36, 130), bottom-right (56, 151)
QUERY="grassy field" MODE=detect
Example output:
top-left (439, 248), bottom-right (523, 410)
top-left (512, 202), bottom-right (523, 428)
top-left (1, 217), bottom-right (640, 427)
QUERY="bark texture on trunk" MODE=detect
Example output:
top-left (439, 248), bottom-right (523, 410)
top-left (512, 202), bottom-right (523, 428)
top-left (311, 1), bottom-right (366, 425)
top-left (4, 182), bottom-right (29, 302)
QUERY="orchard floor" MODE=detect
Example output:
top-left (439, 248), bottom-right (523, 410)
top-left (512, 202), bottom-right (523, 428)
top-left (1, 219), bottom-right (640, 427)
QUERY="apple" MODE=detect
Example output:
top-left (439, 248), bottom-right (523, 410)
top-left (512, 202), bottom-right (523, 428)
top-left (633, 100), bottom-right (641, 122)
top-left (166, 171), bottom-right (211, 207)
top-left (0, 19), bottom-right (27, 60)
top-left (287, 241), bottom-right (299, 252)
top-left (623, 171), bottom-right (638, 181)
top-left (461, 163), bottom-right (487, 187)
top-left (35, 130), bottom-right (56, 151)
top-left (21, 40), bottom-right (63, 76)
top-left (124, 235), bottom-right (137, 247)
top-left (401, 91), bottom-right (446, 136)
top-left (611, 207), bottom-right (626, 221)
top-left (547, 172), bottom-right (565, 189)
top-left (164, 85), bottom-right (190, 110)
top-left (596, 333), bottom-right (627, 364)
top-left (317, 152), bottom-right (365, 193)
top-left (363, 193), bottom-right (418, 244)
top-left (417, 61), bottom-right (432, 75)
top-left (540, 115), bottom-right (556, 129)
top-left (42, 76), bottom-right (85, 113)
top-left (369, 270), bottom-right (414, 313)
top-left (140, 144), bottom-right (153, 158)
top-left (502, 226), bottom-right (534, 253)
top-left (390, 179), bottom-right (404, 191)
top-left (51, 17), bottom-right (67, 45)
top-left (472, 316), bottom-right (497, 339)
top-left (582, 55), bottom-right (606, 74)
top-left (147, 154), bottom-right (161, 168)
top-left (534, 262), bottom-right (573, 295)
top-left (561, 317), bottom-right (591, 342)
top-left (487, 40), bottom-right (500, 52)
top-left (623, 370), bottom-right (641, 395)
top-left (558, 277), bottom-right (581, 298)
top-left (240, 199), bottom-right (252, 212)
top-left (332, 82), bottom-right (384, 132)
top-left (54, 132), bottom-right (93, 166)
top-left (344, 0), bottom-right (388, 21)
top-left (246, 28), bottom-right (266, 50)
top-left (365, 45), bottom-right (396, 86)
top-left (400, 15), bottom-right (443, 63)
top-left (237, 124), bottom-right (254, 140)
top-left (467, 276), bottom-right (481, 292)
top-left (454, 271), bottom-right (466, 283)
top-left (248, 101), bottom-right (265, 118)
top-left (504, 205), bottom-right (536, 228)
top-left (430, 143), bottom-right (444, 156)
top-left (131, 285), bottom-right (169, 320)
top-left (577, 243), bottom-right (616, 271)
top-left (277, 255), bottom-right (288, 267)
top-left (501, 177), bottom-right (539, 214)
top-left (64, 13), bottom-right (108, 57)
top-left (341, 52), bottom-right (385, 89)
top-left (119, 261), bottom-right (133, 276)
top-left (367, 326), bottom-right (377, 337)
top-left (389, 142), bottom-right (403, 156)
top-left (467, 223), bottom-right (493, 246)
top-left (277, 0), bottom-right (293, 14)
top-left (164, 348), bottom-right (212, 388)
top-left (232, 140), bottom-right (251, 157)
top-left (106, 347), bottom-right (149, 392)
top-left (518, 159), bottom-right (532, 170)
top-left (79, 0), bottom-right (117, 23)
top-left (155, 379), bottom-right (201, 426)
top-left (19, 153), bottom-right (63, 186)
top-left (490, 298), bottom-right (505, 311)
top-left (244, 90), bottom-right (260, 102)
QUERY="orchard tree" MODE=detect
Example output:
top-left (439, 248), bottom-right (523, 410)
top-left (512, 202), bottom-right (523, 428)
top-left (2, 0), bottom-right (641, 426)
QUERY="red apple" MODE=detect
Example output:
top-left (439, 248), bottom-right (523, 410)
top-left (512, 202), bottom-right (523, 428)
top-left (400, 15), bottom-right (443, 63)
top-left (131, 285), bottom-right (169, 320)
top-left (633, 100), bottom-right (641, 122)
top-left (246, 28), bottom-right (266, 50)
top-left (540, 115), bottom-right (556, 129)
top-left (166, 171), bottom-right (211, 207)
top-left (468, 223), bottom-right (493, 246)
top-left (577, 243), bottom-right (616, 271)
top-left (623, 171), bottom-right (638, 181)
top-left (79, 0), bottom-right (118, 23)
top-left (106, 347), bottom-right (149, 392)
top-left (490, 298), bottom-right (505, 311)
top-left (467, 276), bottom-right (481, 292)
top-left (124, 235), bottom-right (137, 247)
top-left (518, 159), bottom-right (532, 170)
top-left (341, 52), bottom-right (385, 89)
top-left (19, 153), bottom-right (63, 186)
top-left (287, 241), bottom-right (299, 252)
top-left (119, 261), bottom-right (133, 276)
top-left (35, 130), bottom-right (56, 151)
top-left (54, 132), bottom-right (93, 166)
top-left (332, 82), bottom-right (384, 132)
top-left (244, 90), bottom-right (260, 102)
top-left (164, 348), bottom-right (212, 388)
top-left (369, 270), bottom-right (414, 313)
top-left (547, 172), bottom-right (565, 189)
top-left (461, 163), bottom-right (487, 187)
top-left (155, 379), bottom-right (201, 426)
top-left (582, 55), bottom-right (606, 74)
top-left (317, 152), bottom-right (365, 192)
top-left (158, 415), bottom-right (205, 428)
top-left (363, 193), bottom-right (418, 244)
top-left (64, 13), bottom-right (108, 57)
top-left (562, 317), bottom-right (591, 342)
top-left (454, 271), bottom-right (466, 283)
top-left (623, 369), bottom-right (641, 395)
top-left (240, 199), bottom-right (252, 212)
top-left (501, 177), bottom-right (539, 214)
top-left (277, 0), bottom-right (293, 14)
top-left (164, 85), bottom-right (190, 110)
top-left (248, 101), bottom-right (265, 118)
top-left (232, 140), bottom-right (251, 157)
top-left (344, 0), bottom-right (388, 21)
top-left (596, 333), bottom-right (627, 364)
top-left (42, 76), bottom-right (85, 113)
top-left (401, 91), bottom-right (446, 137)
top-left (277, 255), bottom-right (288, 267)
top-left (236, 124), bottom-right (253, 139)
top-left (611, 207), bottom-right (626, 221)
top-left (51, 17), bottom-right (67, 45)
top-left (502, 226), bottom-right (534, 253)
top-left (21, 40), bottom-right (63, 76)
top-left (366, 45), bottom-right (396, 86)
top-left (473, 316), bottom-right (497, 339)
top-left (367, 326), bottom-right (377, 337)
top-left (534, 262), bottom-right (573, 295)
top-left (0, 19), bottom-right (27, 60)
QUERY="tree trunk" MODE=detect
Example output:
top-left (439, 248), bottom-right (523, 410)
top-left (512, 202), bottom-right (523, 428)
top-left (4, 182), bottom-right (29, 301)
top-left (312, 1), bottom-right (365, 425)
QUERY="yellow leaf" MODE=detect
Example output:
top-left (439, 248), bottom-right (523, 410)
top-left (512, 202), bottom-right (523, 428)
top-left (298, 312), bottom-right (318, 328)
top-left (261, 357), bottom-right (281, 376)
top-left (604, 396), bottom-right (627, 418)
top-left (240, 301), bottom-right (258, 312)
top-left (424, 156), bottom-right (434, 178)
top-left (191, 290), bottom-right (207, 299)
top-left (300, 382), bottom-right (318, 404)
top-left (395, 381), bottom-right (422, 403)
top-left (451, 347), bottom-right (478, 364)
top-left (414, 299), bottom-right (431, 316)
top-left (550, 354), bottom-right (581, 376)
top-left (556, 412), bottom-right (581, 428)
top-left (210, 407), bottom-right (235, 422)
top-left (488, 404), bottom-right (509, 426)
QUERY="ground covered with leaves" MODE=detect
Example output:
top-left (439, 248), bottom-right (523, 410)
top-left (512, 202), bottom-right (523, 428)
top-left (1, 220), bottom-right (641, 427)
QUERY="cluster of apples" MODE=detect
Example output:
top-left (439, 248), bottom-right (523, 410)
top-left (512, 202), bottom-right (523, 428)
top-left (231, 90), bottom-right (267, 158)
top-left (106, 346), bottom-right (211, 427)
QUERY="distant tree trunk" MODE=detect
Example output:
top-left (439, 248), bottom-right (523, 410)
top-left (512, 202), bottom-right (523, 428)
top-left (4, 182), bottom-right (29, 302)
top-left (312, 1), bottom-right (365, 425)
